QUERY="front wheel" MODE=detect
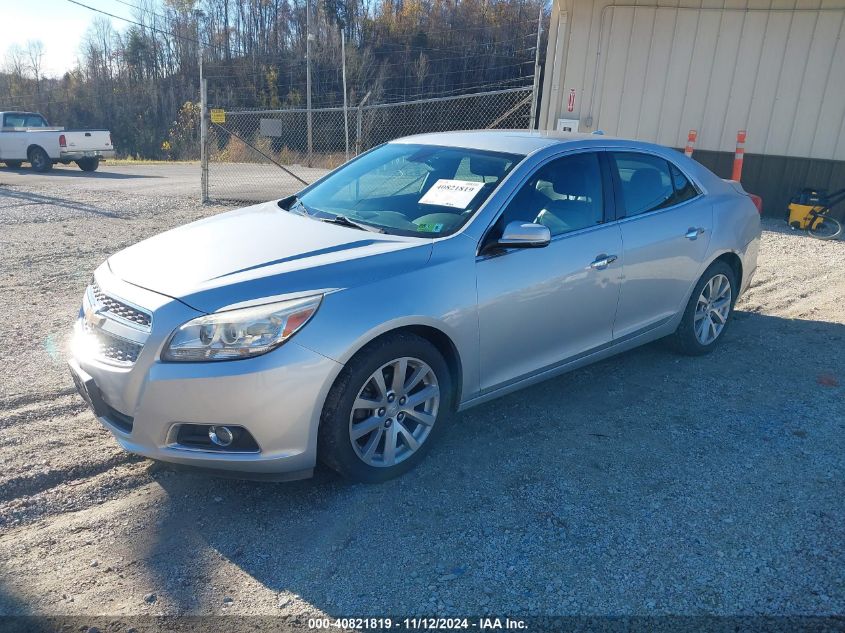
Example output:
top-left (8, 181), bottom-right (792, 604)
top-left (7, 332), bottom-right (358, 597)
top-left (808, 215), bottom-right (842, 240)
top-left (318, 333), bottom-right (452, 483)
top-left (3, 160), bottom-right (23, 169)
top-left (76, 157), bottom-right (100, 172)
top-left (28, 147), bottom-right (52, 172)
top-left (670, 261), bottom-right (737, 356)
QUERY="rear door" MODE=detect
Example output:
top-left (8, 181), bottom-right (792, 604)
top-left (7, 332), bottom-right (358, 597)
top-left (609, 151), bottom-right (712, 339)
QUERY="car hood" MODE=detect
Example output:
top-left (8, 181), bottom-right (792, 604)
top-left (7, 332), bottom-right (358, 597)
top-left (108, 201), bottom-right (432, 313)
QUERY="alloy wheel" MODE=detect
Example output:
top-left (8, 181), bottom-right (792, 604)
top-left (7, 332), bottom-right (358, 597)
top-left (348, 357), bottom-right (440, 467)
top-left (694, 273), bottom-right (732, 345)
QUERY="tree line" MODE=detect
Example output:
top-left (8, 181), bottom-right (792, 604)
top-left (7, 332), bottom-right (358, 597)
top-left (1, 0), bottom-right (548, 159)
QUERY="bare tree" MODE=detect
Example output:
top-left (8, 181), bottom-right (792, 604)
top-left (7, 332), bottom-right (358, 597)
top-left (25, 40), bottom-right (45, 95)
top-left (4, 44), bottom-right (27, 78)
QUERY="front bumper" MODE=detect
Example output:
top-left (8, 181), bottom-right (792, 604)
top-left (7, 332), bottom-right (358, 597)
top-left (70, 267), bottom-right (343, 478)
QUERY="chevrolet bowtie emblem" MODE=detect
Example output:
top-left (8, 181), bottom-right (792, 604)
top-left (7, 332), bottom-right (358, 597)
top-left (84, 303), bottom-right (107, 329)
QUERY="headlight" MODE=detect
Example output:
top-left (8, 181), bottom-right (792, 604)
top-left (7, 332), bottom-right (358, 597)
top-left (162, 295), bottom-right (322, 362)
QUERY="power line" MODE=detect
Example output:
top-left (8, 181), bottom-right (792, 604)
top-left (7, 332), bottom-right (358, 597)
top-left (63, 0), bottom-right (222, 52)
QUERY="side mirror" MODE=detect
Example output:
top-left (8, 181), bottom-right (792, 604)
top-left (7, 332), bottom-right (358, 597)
top-left (496, 221), bottom-right (551, 249)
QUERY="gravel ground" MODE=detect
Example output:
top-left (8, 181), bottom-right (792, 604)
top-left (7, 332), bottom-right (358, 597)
top-left (0, 174), bottom-right (843, 620)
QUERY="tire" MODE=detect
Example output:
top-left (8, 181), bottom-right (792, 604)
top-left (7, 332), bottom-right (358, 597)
top-left (28, 147), bottom-right (52, 173)
top-left (670, 261), bottom-right (737, 356)
top-left (808, 215), bottom-right (842, 240)
top-left (318, 332), bottom-right (453, 483)
top-left (76, 157), bottom-right (100, 172)
top-left (3, 161), bottom-right (22, 169)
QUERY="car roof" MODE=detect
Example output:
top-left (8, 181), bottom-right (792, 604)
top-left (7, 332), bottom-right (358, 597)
top-left (390, 129), bottom-right (634, 155)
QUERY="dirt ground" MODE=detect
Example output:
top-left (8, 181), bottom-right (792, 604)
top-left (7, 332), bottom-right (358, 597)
top-left (0, 169), bottom-right (843, 623)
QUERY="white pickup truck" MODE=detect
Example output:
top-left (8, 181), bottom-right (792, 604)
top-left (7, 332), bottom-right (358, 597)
top-left (0, 111), bottom-right (114, 173)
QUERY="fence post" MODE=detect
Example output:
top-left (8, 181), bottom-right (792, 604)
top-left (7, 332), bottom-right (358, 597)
top-left (732, 130), bottom-right (746, 181)
top-left (306, 0), bottom-right (313, 167)
top-left (684, 129), bottom-right (697, 158)
top-left (528, 8), bottom-right (543, 130)
top-left (342, 31), bottom-right (350, 161)
top-left (200, 74), bottom-right (208, 203)
top-left (355, 91), bottom-right (371, 156)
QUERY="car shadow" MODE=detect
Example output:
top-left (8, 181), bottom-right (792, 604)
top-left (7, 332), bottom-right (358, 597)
top-left (133, 311), bottom-right (845, 615)
top-left (0, 188), bottom-right (119, 218)
top-left (1, 166), bottom-right (161, 180)
top-left (0, 572), bottom-right (34, 617)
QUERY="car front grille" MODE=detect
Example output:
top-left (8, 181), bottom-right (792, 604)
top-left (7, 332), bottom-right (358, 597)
top-left (81, 281), bottom-right (151, 366)
top-left (91, 282), bottom-right (152, 329)
top-left (81, 327), bottom-right (143, 365)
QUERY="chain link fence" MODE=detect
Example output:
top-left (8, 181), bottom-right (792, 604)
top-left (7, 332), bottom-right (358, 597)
top-left (206, 87), bottom-right (534, 202)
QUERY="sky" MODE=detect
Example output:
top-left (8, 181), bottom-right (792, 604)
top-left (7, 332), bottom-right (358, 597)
top-left (1, 0), bottom-right (137, 77)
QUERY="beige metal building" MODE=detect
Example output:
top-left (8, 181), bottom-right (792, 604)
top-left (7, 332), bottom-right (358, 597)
top-left (538, 0), bottom-right (845, 213)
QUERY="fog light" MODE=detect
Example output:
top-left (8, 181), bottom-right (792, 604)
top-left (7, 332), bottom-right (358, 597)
top-left (208, 425), bottom-right (234, 447)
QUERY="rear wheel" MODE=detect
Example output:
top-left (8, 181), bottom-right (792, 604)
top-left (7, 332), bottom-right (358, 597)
top-left (670, 261), bottom-right (736, 356)
top-left (808, 215), bottom-right (842, 240)
top-left (76, 157), bottom-right (100, 172)
top-left (3, 160), bottom-right (22, 169)
top-left (318, 332), bottom-right (452, 483)
top-left (28, 147), bottom-right (52, 172)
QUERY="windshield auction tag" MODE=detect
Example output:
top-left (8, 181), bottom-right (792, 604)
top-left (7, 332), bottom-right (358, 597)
top-left (418, 179), bottom-right (485, 209)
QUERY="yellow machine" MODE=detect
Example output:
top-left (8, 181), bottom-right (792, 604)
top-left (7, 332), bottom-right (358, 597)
top-left (788, 202), bottom-right (824, 230)
top-left (787, 188), bottom-right (844, 239)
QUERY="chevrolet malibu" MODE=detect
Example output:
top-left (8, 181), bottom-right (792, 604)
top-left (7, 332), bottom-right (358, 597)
top-left (69, 131), bottom-right (761, 482)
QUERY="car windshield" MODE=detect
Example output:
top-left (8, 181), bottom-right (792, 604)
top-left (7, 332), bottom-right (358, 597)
top-left (289, 143), bottom-right (524, 237)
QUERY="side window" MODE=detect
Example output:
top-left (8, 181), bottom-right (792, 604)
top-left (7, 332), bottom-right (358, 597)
top-left (610, 152), bottom-right (675, 217)
top-left (669, 162), bottom-right (698, 204)
top-left (497, 152), bottom-right (604, 237)
top-left (24, 114), bottom-right (47, 127)
top-left (611, 152), bottom-right (699, 217)
top-left (3, 114), bottom-right (26, 128)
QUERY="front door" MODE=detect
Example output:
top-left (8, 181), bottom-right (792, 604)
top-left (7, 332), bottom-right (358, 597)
top-left (475, 151), bottom-right (623, 391)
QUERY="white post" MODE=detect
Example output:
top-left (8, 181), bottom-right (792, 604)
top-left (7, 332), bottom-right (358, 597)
top-left (342, 30), bottom-right (350, 162)
top-left (200, 74), bottom-right (208, 202)
top-left (197, 15), bottom-right (208, 203)
top-left (528, 8), bottom-right (543, 131)
top-left (306, 0), bottom-right (313, 167)
top-left (355, 91), bottom-right (371, 156)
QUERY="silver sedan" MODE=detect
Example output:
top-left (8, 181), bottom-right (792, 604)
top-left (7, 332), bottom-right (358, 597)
top-left (69, 131), bottom-right (761, 482)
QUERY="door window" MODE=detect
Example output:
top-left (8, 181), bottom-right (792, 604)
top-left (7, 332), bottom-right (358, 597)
top-left (610, 152), bottom-right (699, 217)
top-left (669, 162), bottom-right (698, 204)
top-left (495, 152), bottom-right (604, 237)
top-left (2, 113), bottom-right (47, 128)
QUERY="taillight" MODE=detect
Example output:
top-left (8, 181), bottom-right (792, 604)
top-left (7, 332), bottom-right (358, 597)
top-left (108, 133), bottom-right (112, 146)
top-left (749, 193), bottom-right (763, 215)
top-left (59, 134), bottom-right (66, 148)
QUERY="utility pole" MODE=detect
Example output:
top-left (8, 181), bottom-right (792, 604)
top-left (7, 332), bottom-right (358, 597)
top-left (306, 0), bottom-right (313, 167)
top-left (341, 30), bottom-right (349, 161)
top-left (528, 8), bottom-right (543, 131)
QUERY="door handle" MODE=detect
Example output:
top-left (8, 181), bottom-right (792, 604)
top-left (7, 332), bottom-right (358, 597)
top-left (685, 227), bottom-right (705, 240)
top-left (589, 254), bottom-right (618, 270)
